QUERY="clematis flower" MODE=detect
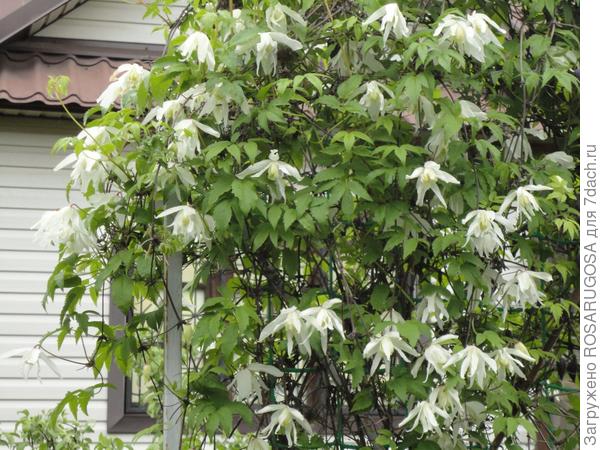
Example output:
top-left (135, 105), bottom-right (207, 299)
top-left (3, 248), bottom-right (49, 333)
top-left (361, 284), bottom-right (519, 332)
top-left (156, 205), bottom-right (215, 246)
top-left (363, 3), bottom-right (410, 46)
top-left (443, 345), bottom-right (497, 388)
top-left (493, 343), bottom-right (535, 380)
top-left (198, 82), bottom-right (251, 128)
top-left (463, 209), bottom-right (511, 257)
top-left (499, 184), bottom-right (552, 221)
top-left (229, 363), bottom-right (283, 401)
top-left (255, 32), bottom-right (303, 76)
top-left (429, 384), bottom-right (463, 415)
top-left (0, 346), bottom-right (61, 381)
top-left (406, 161), bottom-right (460, 208)
top-left (497, 253), bottom-right (552, 316)
top-left (97, 63), bottom-right (149, 109)
top-left (411, 334), bottom-right (457, 380)
top-left (172, 119), bottom-right (220, 161)
top-left (300, 298), bottom-right (345, 354)
top-left (76, 126), bottom-right (112, 148)
top-left (236, 149), bottom-right (302, 201)
top-left (266, 3), bottom-right (306, 33)
top-left (398, 398), bottom-right (449, 433)
top-left (503, 132), bottom-right (532, 161)
top-left (143, 99), bottom-right (185, 125)
top-left (259, 306), bottom-right (312, 356)
top-left (543, 151), bottom-right (575, 169)
top-left (415, 293), bottom-right (449, 328)
top-left (248, 437), bottom-right (271, 450)
top-left (178, 31), bottom-right (215, 70)
top-left (54, 150), bottom-right (109, 192)
top-left (380, 309), bottom-right (405, 331)
top-left (363, 330), bottom-right (418, 379)
top-left (32, 205), bottom-right (95, 255)
top-left (459, 100), bottom-right (487, 120)
top-left (257, 404), bottom-right (313, 446)
top-left (467, 11), bottom-right (506, 47)
top-left (359, 81), bottom-right (393, 121)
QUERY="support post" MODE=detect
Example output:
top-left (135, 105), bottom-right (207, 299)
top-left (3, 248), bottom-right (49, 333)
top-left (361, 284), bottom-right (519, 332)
top-left (164, 250), bottom-right (182, 449)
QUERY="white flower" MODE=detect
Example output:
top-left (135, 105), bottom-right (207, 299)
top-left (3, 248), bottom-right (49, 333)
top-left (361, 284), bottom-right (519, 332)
top-left (143, 99), bottom-right (185, 125)
top-left (415, 293), bottom-right (449, 328)
top-left (363, 330), bottom-right (418, 379)
top-left (363, 3), bottom-right (410, 46)
top-left (259, 306), bottom-right (312, 356)
top-left (0, 346), bottom-right (61, 381)
top-left (156, 205), bottom-right (215, 245)
top-left (467, 11), bottom-right (506, 46)
top-left (178, 31), bottom-right (215, 70)
top-left (248, 437), bottom-right (271, 450)
top-left (380, 309), bottom-right (405, 331)
top-left (497, 253), bottom-right (552, 315)
top-left (359, 81), bottom-right (393, 121)
top-left (229, 363), bottom-right (283, 401)
top-left (266, 3), bottom-right (306, 33)
top-left (237, 149), bottom-right (302, 201)
top-left (411, 334), bottom-right (457, 380)
top-left (54, 150), bottom-right (109, 192)
top-left (398, 398), bottom-right (449, 433)
top-left (429, 384), bottom-right (463, 415)
top-left (300, 298), bottom-right (345, 354)
top-left (499, 184), bottom-right (552, 221)
top-left (543, 151), bottom-right (575, 169)
top-left (493, 343), bottom-right (535, 380)
top-left (462, 210), bottom-right (511, 257)
top-left (97, 63), bottom-right (149, 109)
top-left (76, 126), bottom-right (112, 148)
top-left (443, 345), bottom-right (497, 388)
top-left (255, 32), bottom-right (303, 76)
top-left (459, 100), bottom-right (487, 120)
top-left (503, 132), bottom-right (532, 161)
top-left (406, 161), bottom-right (460, 207)
top-left (257, 404), bottom-right (313, 446)
top-left (198, 82), bottom-right (251, 128)
top-left (172, 119), bottom-right (220, 161)
top-left (32, 206), bottom-right (95, 254)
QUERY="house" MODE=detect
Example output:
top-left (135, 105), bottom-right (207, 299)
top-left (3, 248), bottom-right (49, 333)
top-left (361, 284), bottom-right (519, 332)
top-left (0, 0), bottom-right (185, 445)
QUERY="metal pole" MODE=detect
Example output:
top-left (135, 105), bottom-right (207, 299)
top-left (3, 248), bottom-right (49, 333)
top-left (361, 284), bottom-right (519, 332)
top-left (164, 249), bottom-right (183, 449)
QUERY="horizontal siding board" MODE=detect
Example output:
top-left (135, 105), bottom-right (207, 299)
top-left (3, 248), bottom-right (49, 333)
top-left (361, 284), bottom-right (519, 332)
top-left (0, 336), bottom-right (98, 357)
top-left (0, 293), bottom-right (100, 315)
top-left (0, 271), bottom-right (52, 293)
top-left (0, 149), bottom-right (66, 169)
top-left (0, 357), bottom-right (101, 380)
top-left (0, 188), bottom-right (83, 210)
top-left (0, 251), bottom-right (58, 272)
top-left (0, 229), bottom-right (53, 252)
top-left (37, 19), bottom-right (168, 44)
top-left (0, 209), bottom-right (53, 229)
top-left (0, 400), bottom-right (107, 421)
top-left (0, 380), bottom-right (108, 400)
top-left (0, 167), bottom-right (70, 189)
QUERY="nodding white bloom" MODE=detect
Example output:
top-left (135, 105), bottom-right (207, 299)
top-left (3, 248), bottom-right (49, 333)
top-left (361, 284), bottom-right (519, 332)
top-left (178, 31), bottom-right (215, 70)
top-left (199, 82), bottom-right (251, 128)
top-left (257, 404), bottom-right (313, 446)
top-left (359, 81), bottom-right (393, 121)
top-left (97, 63), bottom-right (149, 109)
top-left (497, 253), bottom-right (552, 315)
top-left (255, 32), bottom-right (303, 76)
top-left (434, 13), bottom-right (503, 63)
top-left (411, 334), bottom-right (457, 380)
top-left (259, 306), bottom-right (312, 356)
top-left (493, 343), bottom-right (535, 380)
top-left (363, 330), bottom-right (418, 379)
top-left (172, 119), bottom-right (220, 161)
top-left (156, 205), bottom-right (215, 245)
top-left (54, 150), bottom-right (109, 192)
top-left (543, 151), bottom-right (575, 169)
top-left (229, 363), bottom-right (283, 401)
top-left (459, 100), bottom-right (487, 121)
top-left (266, 3), bottom-right (306, 33)
top-left (76, 126), bottom-right (112, 148)
top-left (503, 132), bottom-right (532, 161)
top-left (398, 398), bottom-right (449, 433)
top-left (406, 161), bottom-right (460, 208)
top-left (143, 99), bottom-right (185, 125)
top-left (236, 149), bottom-right (302, 201)
top-left (33, 205), bottom-right (95, 254)
top-left (248, 437), bottom-right (271, 450)
top-left (0, 346), bottom-right (61, 381)
top-left (467, 11), bottom-right (506, 46)
top-left (430, 385), bottom-right (463, 415)
top-left (329, 40), bottom-right (384, 77)
top-left (380, 309), bottom-right (405, 331)
top-left (363, 3), bottom-right (410, 46)
top-left (463, 210), bottom-right (511, 257)
top-left (443, 345), bottom-right (497, 389)
top-left (415, 293), bottom-right (449, 328)
top-left (300, 298), bottom-right (345, 354)
top-left (499, 184), bottom-right (552, 221)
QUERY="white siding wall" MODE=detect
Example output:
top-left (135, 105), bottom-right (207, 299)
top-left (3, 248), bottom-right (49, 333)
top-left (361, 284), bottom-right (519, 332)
top-left (35, 0), bottom-right (187, 45)
top-left (0, 117), bottom-right (150, 447)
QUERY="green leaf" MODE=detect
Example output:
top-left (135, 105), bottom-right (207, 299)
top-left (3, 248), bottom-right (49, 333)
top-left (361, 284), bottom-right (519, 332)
top-left (112, 276), bottom-right (133, 313)
top-left (403, 238), bottom-right (419, 259)
top-left (351, 389), bottom-right (373, 412)
top-left (232, 179), bottom-right (258, 214)
top-left (213, 201), bottom-right (232, 230)
top-left (337, 75), bottom-right (362, 99)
